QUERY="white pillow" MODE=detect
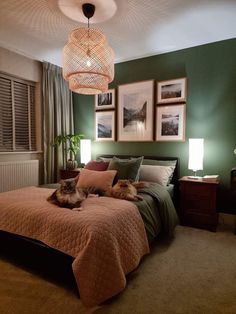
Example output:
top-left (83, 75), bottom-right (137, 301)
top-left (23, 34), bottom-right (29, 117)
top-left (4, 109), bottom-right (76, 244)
top-left (139, 165), bottom-right (174, 186)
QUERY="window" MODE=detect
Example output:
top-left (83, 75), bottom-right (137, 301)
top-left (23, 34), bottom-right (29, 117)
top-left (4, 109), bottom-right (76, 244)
top-left (0, 73), bottom-right (36, 152)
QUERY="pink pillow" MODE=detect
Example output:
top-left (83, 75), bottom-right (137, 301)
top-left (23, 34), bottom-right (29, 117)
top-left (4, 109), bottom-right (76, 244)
top-left (77, 169), bottom-right (117, 192)
top-left (84, 160), bottom-right (109, 171)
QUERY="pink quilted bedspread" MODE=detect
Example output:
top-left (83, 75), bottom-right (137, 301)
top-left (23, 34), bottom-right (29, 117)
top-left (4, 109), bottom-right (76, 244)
top-left (0, 187), bottom-right (149, 307)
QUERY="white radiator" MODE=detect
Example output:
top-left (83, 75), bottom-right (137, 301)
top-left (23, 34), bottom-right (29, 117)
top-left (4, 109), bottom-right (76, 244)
top-left (0, 160), bottom-right (39, 193)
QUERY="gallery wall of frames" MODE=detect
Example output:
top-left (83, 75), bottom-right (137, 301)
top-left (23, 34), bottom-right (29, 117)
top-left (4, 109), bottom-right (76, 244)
top-left (94, 77), bottom-right (187, 142)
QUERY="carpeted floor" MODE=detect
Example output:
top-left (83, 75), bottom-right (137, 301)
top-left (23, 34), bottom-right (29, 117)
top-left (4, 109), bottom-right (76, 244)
top-left (0, 225), bottom-right (236, 314)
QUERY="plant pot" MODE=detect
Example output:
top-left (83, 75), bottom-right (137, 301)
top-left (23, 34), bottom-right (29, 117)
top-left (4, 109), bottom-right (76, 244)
top-left (66, 159), bottom-right (78, 170)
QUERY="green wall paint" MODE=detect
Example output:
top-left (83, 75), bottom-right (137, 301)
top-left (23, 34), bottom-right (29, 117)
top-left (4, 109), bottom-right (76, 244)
top-left (73, 38), bottom-right (236, 213)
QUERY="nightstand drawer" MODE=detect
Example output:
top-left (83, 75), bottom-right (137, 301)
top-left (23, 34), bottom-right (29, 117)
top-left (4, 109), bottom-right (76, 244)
top-left (183, 212), bottom-right (218, 232)
top-left (181, 183), bottom-right (214, 197)
top-left (183, 197), bottom-right (213, 213)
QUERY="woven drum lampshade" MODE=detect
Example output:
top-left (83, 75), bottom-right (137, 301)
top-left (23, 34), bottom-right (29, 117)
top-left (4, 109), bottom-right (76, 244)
top-left (62, 4), bottom-right (114, 95)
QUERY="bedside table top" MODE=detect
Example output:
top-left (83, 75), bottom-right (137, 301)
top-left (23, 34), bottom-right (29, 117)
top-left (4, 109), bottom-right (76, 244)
top-left (179, 176), bottom-right (220, 185)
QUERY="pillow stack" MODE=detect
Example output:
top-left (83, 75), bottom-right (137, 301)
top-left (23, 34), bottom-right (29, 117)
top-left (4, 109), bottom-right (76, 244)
top-left (76, 156), bottom-right (177, 191)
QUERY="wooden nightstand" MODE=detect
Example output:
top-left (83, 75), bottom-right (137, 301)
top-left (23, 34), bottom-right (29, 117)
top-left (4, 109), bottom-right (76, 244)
top-left (60, 168), bottom-right (80, 180)
top-left (179, 176), bottom-right (219, 232)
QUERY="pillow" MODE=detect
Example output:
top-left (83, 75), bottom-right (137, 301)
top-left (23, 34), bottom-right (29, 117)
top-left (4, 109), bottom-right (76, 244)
top-left (142, 159), bottom-right (177, 184)
top-left (107, 156), bottom-right (143, 181)
top-left (142, 159), bottom-right (177, 168)
top-left (139, 165), bottom-right (175, 186)
top-left (76, 169), bottom-right (117, 192)
top-left (97, 156), bottom-right (113, 162)
top-left (85, 160), bottom-right (109, 171)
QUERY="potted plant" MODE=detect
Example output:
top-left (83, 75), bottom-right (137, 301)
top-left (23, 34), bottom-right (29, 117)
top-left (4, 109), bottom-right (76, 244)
top-left (53, 133), bottom-right (84, 169)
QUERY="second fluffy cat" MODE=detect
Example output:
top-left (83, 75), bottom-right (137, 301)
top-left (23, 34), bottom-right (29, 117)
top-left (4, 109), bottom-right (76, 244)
top-left (107, 179), bottom-right (148, 201)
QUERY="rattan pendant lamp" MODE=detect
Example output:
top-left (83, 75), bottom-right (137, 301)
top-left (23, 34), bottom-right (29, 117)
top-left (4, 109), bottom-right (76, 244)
top-left (62, 3), bottom-right (114, 95)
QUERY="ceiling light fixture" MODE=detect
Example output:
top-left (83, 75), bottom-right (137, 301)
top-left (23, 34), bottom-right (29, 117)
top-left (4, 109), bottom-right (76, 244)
top-left (62, 3), bottom-right (114, 95)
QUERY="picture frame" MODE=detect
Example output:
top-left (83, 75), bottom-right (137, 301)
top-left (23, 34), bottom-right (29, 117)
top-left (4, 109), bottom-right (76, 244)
top-left (95, 110), bottom-right (115, 141)
top-left (156, 104), bottom-right (186, 142)
top-left (117, 80), bottom-right (154, 141)
top-left (157, 77), bottom-right (187, 104)
top-left (95, 89), bottom-right (115, 110)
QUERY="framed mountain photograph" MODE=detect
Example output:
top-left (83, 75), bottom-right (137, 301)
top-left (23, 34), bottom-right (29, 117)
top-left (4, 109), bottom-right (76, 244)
top-left (95, 111), bottom-right (115, 141)
top-left (117, 80), bottom-right (154, 141)
top-left (156, 104), bottom-right (186, 141)
top-left (157, 77), bottom-right (187, 104)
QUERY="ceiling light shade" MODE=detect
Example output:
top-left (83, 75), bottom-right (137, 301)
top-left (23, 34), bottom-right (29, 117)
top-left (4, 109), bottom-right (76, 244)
top-left (62, 3), bottom-right (114, 95)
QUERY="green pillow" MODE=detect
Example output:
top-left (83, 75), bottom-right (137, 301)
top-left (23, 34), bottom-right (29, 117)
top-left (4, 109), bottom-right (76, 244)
top-left (107, 156), bottom-right (143, 181)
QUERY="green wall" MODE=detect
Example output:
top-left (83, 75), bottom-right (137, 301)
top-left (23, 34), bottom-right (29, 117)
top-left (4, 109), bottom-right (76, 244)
top-left (73, 38), bottom-right (236, 213)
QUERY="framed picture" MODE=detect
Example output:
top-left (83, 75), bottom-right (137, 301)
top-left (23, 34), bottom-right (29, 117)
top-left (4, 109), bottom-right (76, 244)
top-left (156, 104), bottom-right (186, 141)
top-left (118, 80), bottom-right (154, 141)
top-left (157, 78), bottom-right (187, 104)
top-left (95, 89), bottom-right (115, 110)
top-left (95, 110), bottom-right (115, 141)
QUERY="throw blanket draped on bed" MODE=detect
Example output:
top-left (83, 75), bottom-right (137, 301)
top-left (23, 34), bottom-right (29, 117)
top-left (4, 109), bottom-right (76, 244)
top-left (0, 187), bottom-right (150, 307)
top-left (134, 183), bottom-right (179, 242)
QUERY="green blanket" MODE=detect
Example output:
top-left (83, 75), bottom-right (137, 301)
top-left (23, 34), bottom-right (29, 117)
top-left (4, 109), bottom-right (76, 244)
top-left (133, 183), bottom-right (179, 243)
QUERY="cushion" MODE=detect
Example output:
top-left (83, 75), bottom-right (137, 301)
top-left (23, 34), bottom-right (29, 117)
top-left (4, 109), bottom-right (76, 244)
top-left (142, 159), bottom-right (177, 184)
top-left (76, 169), bottom-right (117, 192)
top-left (107, 156), bottom-right (143, 181)
top-left (97, 156), bottom-right (113, 162)
top-left (85, 160), bottom-right (109, 171)
top-left (142, 159), bottom-right (177, 168)
top-left (139, 165), bottom-right (175, 186)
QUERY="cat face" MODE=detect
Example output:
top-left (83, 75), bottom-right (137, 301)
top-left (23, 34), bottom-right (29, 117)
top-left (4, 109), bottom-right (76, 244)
top-left (115, 179), bottom-right (133, 188)
top-left (59, 179), bottom-right (77, 194)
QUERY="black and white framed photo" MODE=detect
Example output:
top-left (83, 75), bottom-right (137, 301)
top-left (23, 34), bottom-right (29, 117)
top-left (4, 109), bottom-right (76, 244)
top-left (95, 110), bottom-right (115, 141)
top-left (156, 104), bottom-right (186, 141)
top-left (157, 78), bottom-right (187, 104)
top-left (117, 80), bottom-right (154, 141)
top-left (95, 89), bottom-right (115, 110)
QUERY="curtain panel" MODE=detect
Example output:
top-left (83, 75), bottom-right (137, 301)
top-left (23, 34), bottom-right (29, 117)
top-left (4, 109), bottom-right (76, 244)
top-left (42, 62), bottom-right (74, 183)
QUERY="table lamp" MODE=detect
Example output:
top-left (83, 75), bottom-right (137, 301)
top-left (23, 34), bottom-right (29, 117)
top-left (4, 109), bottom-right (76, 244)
top-left (80, 139), bottom-right (91, 166)
top-left (188, 138), bottom-right (204, 178)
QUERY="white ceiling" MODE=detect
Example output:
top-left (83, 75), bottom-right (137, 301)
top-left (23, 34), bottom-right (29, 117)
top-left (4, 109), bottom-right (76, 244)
top-left (0, 0), bottom-right (236, 67)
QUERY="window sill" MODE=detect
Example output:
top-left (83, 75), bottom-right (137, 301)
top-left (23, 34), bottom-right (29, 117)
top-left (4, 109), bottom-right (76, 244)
top-left (0, 151), bottom-right (43, 155)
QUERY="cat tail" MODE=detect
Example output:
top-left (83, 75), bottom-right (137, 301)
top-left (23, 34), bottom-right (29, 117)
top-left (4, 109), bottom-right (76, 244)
top-left (47, 190), bottom-right (63, 207)
top-left (132, 181), bottom-right (150, 189)
top-left (87, 186), bottom-right (106, 196)
top-left (47, 190), bottom-right (57, 202)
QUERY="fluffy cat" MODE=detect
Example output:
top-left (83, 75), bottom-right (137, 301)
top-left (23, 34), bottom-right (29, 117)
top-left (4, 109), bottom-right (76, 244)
top-left (107, 179), bottom-right (148, 201)
top-left (47, 177), bottom-right (89, 209)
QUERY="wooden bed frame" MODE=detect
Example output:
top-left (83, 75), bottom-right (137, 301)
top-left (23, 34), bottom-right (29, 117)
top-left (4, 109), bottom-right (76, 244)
top-left (0, 155), bottom-right (179, 289)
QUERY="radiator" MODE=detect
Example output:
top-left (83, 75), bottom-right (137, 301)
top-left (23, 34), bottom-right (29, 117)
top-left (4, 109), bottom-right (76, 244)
top-left (0, 160), bottom-right (39, 193)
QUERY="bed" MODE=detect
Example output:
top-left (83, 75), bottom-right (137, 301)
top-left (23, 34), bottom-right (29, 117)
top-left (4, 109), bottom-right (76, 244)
top-left (0, 155), bottom-right (179, 307)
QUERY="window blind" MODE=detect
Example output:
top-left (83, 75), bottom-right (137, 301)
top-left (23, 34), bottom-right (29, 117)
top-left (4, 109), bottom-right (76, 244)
top-left (0, 73), bottom-right (36, 152)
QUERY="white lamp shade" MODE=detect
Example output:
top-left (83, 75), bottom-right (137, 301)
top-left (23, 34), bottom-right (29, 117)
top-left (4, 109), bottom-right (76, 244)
top-left (80, 139), bottom-right (91, 165)
top-left (188, 138), bottom-right (204, 171)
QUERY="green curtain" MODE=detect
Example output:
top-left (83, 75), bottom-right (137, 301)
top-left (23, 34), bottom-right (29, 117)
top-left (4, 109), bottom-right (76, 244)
top-left (42, 62), bottom-right (74, 183)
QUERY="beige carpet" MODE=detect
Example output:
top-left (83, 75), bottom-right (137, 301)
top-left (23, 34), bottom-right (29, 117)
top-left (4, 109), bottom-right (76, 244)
top-left (0, 225), bottom-right (236, 314)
